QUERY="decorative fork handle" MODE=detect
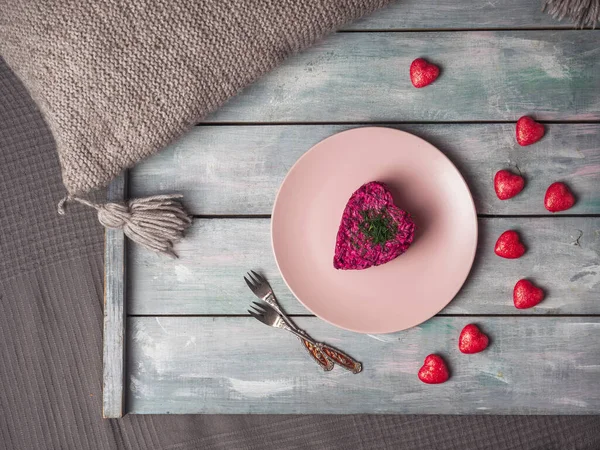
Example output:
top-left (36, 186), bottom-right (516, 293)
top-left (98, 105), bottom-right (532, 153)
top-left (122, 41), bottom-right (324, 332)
top-left (300, 339), bottom-right (334, 371)
top-left (264, 296), bottom-right (334, 371)
top-left (283, 325), bottom-right (363, 374)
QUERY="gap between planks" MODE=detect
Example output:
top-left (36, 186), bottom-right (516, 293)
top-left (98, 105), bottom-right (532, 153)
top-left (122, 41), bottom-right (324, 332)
top-left (188, 214), bottom-right (600, 219)
top-left (337, 27), bottom-right (598, 33)
top-left (127, 314), bottom-right (600, 318)
top-left (193, 120), bottom-right (600, 126)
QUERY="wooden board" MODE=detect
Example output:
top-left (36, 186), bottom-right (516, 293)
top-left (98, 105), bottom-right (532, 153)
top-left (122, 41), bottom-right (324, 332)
top-left (128, 217), bottom-right (600, 316)
top-left (201, 31), bottom-right (599, 123)
top-left (127, 316), bottom-right (600, 414)
top-left (103, 173), bottom-right (127, 419)
top-left (345, 0), bottom-right (581, 30)
top-left (104, 2), bottom-right (600, 416)
top-left (130, 123), bottom-right (600, 216)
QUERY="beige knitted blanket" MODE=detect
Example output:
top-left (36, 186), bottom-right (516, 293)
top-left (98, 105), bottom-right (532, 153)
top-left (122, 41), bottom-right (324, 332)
top-left (0, 0), bottom-right (390, 196)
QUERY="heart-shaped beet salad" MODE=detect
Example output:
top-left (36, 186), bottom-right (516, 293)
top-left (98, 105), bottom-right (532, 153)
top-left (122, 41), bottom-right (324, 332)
top-left (333, 181), bottom-right (416, 270)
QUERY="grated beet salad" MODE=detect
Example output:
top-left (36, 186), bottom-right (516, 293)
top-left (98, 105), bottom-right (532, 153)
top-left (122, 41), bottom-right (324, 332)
top-left (333, 181), bottom-right (416, 270)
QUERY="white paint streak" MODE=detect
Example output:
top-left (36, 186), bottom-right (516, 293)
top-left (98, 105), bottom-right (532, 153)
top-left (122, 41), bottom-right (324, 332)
top-left (555, 397), bottom-right (588, 408)
top-left (229, 378), bottom-right (294, 398)
top-left (531, 53), bottom-right (571, 79)
top-left (184, 336), bottom-right (197, 348)
top-left (155, 317), bottom-right (169, 335)
top-left (174, 265), bottom-right (194, 283)
top-left (131, 321), bottom-right (177, 376)
top-left (132, 323), bottom-right (154, 345)
top-left (493, 35), bottom-right (571, 80)
top-left (367, 334), bottom-right (389, 343)
top-left (573, 264), bottom-right (600, 291)
top-left (129, 376), bottom-right (152, 398)
top-left (575, 365), bottom-right (600, 371)
top-left (482, 371), bottom-right (509, 384)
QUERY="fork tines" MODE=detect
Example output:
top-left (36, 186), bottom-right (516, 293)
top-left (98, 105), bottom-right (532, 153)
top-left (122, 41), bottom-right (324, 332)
top-left (244, 275), bottom-right (256, 292)
top-left (244, 271), bottom-right (267, 293)
top-left (248, 301), bottom-right (266, 316)
top-left (250, 270), bottom-right (265, 283)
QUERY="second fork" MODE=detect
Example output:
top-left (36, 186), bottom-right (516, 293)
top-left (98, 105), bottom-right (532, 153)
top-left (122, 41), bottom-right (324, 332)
top-left (244, 271), bottom-right (334, 371)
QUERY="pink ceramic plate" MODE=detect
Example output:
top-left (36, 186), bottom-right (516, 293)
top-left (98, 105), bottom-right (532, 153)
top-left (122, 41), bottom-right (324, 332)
top-left (272, 128), bottom-right (477, 334)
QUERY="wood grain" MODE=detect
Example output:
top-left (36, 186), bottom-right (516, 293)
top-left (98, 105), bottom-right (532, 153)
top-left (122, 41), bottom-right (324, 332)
top-left (200, 31), bottom-right (599, 123)
top-left (127, 316), bottom-right (600, 414)
top-left (130, 123), bottom-right (600, 216)
top-left (103, 173), bottom-right (127, 419)
top-left (128, 217), bottom-right (600, 315)
top-left (345, 0), bottom-right (581, 30)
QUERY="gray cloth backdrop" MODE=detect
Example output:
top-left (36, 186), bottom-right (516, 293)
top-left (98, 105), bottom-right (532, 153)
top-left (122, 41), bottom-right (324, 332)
top-left (1, 59), bottom-right (600, 450)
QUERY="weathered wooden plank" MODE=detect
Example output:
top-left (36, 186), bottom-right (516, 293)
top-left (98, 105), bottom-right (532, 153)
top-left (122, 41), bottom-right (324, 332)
top-left (201, 32), bottom-right (599, 123)
top-left (130, 124), bottom-right (600, 216)
top-left (127, 316), bottom-right (600, 414)
top-left (128, 217), bottom-right (600, 315)
top-left (103, 172), bottom-right (127, 419)
top-left (345, 0), bottom-right (578, 30)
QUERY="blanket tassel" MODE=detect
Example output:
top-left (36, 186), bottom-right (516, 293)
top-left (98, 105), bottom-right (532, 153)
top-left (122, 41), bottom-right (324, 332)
top-left (58, 194), bottom-right (192, 258)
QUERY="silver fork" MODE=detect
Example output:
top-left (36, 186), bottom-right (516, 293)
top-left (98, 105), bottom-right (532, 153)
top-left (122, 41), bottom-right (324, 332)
top-left (248, 300), bottom-right (363, 374)
top-left (244, 271), bottom-right (334, 371)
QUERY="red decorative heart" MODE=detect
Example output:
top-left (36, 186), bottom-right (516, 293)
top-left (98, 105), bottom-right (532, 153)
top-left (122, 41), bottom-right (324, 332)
top-left (418, 354), bottom-right (449, 384)
top-left (494, 170), bottom-right (525, 200)
top-left (334, 182), bottom-right (416, 270)
top-left (410, 58), bottom-right (440, 88)
top-left (494, 230), bottom-right (526, 259)
top-left (516, 116), bottom-right (544, 146)
top-left (458, 324), bottom-right (489, 354)
top-left (544, 182), bottom-right (575, 213)
top-left (513, 279), bottom-right (545, 309)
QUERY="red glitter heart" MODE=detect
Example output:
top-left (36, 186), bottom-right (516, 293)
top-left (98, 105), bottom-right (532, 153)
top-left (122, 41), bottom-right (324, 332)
top-left (516, 116), bottom-right (544, 146)
top-left (418, 354), bottom-right (449, 384)
top-left (494, 170), bottom-right (525, 200)
top-left (513, 279), bottom-right (545, 309)
top-left (494, 230), bottom-right (526, 259)
top-left (458, 324), bottom-right (489, 354)
top-left (410, 58), bottom-right (440, 88)
top-left (544, 182), bottom-right (576, 213)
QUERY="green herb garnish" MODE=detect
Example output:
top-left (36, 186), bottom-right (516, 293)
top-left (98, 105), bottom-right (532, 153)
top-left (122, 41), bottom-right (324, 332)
top-left (358, 208), bottom-right (397, 246)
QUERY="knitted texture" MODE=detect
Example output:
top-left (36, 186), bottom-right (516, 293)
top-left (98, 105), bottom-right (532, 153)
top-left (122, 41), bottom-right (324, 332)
top-left (0, 0), bottom-right (390, 195)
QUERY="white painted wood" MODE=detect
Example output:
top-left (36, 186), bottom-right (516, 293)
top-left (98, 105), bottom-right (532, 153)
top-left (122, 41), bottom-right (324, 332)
top-left (345, 0), bottom-right (580, 30)
top-left (106, 15), bottom-right (600, 416)
top-left (127, 316), bottom-right (600, 414)
top-left (128, 217), bottom-right (600, 315)
top-left (200, 32), bottom-right (599, 123)
top-left (103, 173), bottom-right (127, 419)
top-left (130, 123), bottom-right (600, 216)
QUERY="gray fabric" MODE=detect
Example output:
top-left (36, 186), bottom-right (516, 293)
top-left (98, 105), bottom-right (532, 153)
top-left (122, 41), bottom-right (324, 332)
top-left (2, 58), bottom-right (600, 450)
top-left (0, 0), bottom-right (390, 196)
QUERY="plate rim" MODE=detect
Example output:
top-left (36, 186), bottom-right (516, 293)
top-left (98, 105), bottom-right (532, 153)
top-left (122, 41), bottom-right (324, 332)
top-left (271, 126), bottom-right (478, 334)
